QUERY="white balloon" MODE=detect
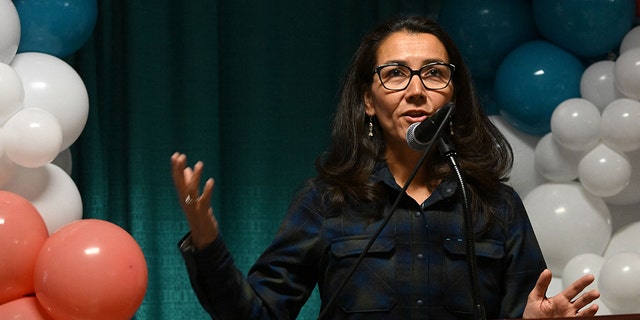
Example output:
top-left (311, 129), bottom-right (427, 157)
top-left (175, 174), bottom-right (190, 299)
top-left (561, 253), bottom-right (604, 292)
top-left (600, 98), bottom-right (640, 152)
top-left (614, 47), bottom-right (640, 100)
top-left (607, 203), bottom-right (640, 234)
top-left (490, 115), bottom-right (544, 196)
top-left (550, 98), bottom-right (601, 152)
top-left (620, 25), bottom-right (640, 54)
top-left (603, 148), bottom-right (640, 206)
top-left (0, 163), bottom-right (82, 234)
top-left (578, 144), bottom-right (631, 197)
top-left (523, 182), bottom-right (611, 274)
top-left (1, 108), bottom-right (63, 168)
top-left (51, 148), bottom-right (73, 175)
top-left (0, 63), bottom-right (24, 125)
top-left (547, 277), bottom-right (564, 297)
top-left (0, 153), bottom-right (16, 187)
top-left (0, 0), bottom-right (20, 64)
top-left (10, 52), bottom-right (89, 150)
top-left (580, 60), bottom-right (624, 112)
top-left (599, 252), bottom-right (640, 314)
top-left (534, 133), bottom-right (582, 182)
top-left (604, 221), bottom-right (640, 258)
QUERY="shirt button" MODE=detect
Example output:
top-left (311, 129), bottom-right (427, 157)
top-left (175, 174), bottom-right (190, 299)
top-left (416, 253), bottom-right (424, 260)
top-left (416, 299), bottom-right (424, 306)
top-left (414, 211), bottom-right (422, 217)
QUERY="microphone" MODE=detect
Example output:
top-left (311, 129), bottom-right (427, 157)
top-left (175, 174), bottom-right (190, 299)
top-left (406, 102), bottom-right (455, 151)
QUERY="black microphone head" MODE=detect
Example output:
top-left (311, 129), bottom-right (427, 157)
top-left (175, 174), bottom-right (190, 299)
top-left (406, 121), bottom-right (427, 151)
top-left (406, 102), bottom-right (455, 151)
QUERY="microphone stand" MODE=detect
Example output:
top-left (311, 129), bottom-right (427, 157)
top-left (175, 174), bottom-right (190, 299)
top-left (439, 136), bottom-right (486, 320)
top-left (319, 115), bottom-right (485, 320)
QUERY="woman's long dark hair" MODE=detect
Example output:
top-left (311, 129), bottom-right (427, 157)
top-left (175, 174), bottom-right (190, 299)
top-left (313, 16), bottom-right (513, 222)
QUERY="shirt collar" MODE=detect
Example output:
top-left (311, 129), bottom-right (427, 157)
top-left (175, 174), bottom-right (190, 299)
top-left (371, 161), bottom-right (458, 201)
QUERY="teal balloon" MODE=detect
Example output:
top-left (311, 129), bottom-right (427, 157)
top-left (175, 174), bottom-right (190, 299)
top-left (14, 0), bottom-right (98, 58)
top-left (494, 41), bottom-right (584, 136)
top-left (438, 0), bottom-right (537, 79)
top-left (533, 0), bottom-right (636, 58)
top-left (474, 79), bottom-right (499, 116)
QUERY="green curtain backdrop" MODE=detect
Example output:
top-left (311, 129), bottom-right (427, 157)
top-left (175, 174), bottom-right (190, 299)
top-left (68, 1), bottom-right (442, 319)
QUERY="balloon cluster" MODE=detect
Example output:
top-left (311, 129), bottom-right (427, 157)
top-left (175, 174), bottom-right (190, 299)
top-left (0, 1), bottom-right (148, 319)
top-left (440, 0), bottom-right (640, 315)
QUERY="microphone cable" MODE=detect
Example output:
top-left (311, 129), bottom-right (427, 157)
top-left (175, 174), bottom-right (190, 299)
top-left (439, 136), bottom-right (486, 320)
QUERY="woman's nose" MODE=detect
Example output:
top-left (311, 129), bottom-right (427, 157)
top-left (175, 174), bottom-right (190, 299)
top-left (405, 75), bottom-right (428, 99)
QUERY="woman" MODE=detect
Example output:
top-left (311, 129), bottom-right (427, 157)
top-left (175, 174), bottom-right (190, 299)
top-left (171, 16), bottom-right (599, 319)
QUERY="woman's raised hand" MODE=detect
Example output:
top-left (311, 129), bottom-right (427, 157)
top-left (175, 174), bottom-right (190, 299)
top-left (523, 269), bottom-right (600, 318)
top-left (171, 152), bottom-right (218, 249)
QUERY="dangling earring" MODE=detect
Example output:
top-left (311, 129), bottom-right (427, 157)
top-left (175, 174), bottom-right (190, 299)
top-left (449, 120), bottom-right (454, 136)
top-left (368, 116), bottom-right (374, 137)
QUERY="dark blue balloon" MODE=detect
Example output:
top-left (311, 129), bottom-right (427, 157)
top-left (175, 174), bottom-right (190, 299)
top-left (494, 41), bottom-right (584, 136)
top-left (438, 0), bottom-right (537, 79)
top-left (533, 0), bottom-right (636, 58)
top-left (14, 0), bottom-right (98, 58)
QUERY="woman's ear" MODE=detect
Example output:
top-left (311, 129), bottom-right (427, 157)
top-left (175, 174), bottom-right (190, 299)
top-left (364, 91), bottom-right (375, 116)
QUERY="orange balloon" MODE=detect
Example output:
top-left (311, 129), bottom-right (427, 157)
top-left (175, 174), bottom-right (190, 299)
top-left (34, 219), bottom-right (147, 320)
top-left (0, 191), bottom-right (48, 305)
top-left (0, 296), bottom-right (52, 320)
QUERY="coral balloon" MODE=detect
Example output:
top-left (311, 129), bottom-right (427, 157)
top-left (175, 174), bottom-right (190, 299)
top-left (0, 296), bottom-right (52, 320)
top-left (523, 182), bottom-right (611, 274)
top-left (534, 133), bottom-right (582, 182)
top-left (579, 144), bottom-right (631, 198)
top-left (13, 0), bottom-right (97, 58)
top-left (580, 60), bottom-right (623, 112)
top-left (1, 108), bottom-right (63, 168)
top-left (0, 191), bottom-right (49, 305)
top-left (2, 164), bottom-right (83, 235)
top-left (532, 0), bottom-right (635, 58)
top-left (10, 52), bottom-right (89, 151)
top-left (550, 98), bottom-right (600, 152)
top-left (614, 47), bottom-right (640, 100)
top-left (599, 252), bottom-right (640, 314)
top-left (600, 98), bottom-right (640, 152)
top-left (495, 41), bottom-right (584, 136)
top-left (0, 0), bottom-right (20, 64)
top-left (34, 219), bottom-right (147, 320)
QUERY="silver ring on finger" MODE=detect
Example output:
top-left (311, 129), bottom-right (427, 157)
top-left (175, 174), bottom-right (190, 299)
top-left (185, 194), bottom-right (197, 205)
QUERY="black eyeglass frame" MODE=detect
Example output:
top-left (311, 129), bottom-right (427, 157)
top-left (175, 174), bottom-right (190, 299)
top-left (373, 62), bottom-right (456, 91)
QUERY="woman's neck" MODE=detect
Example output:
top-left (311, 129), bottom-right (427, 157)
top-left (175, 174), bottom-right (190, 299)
top-left (385, 145), bottom-right (437, 204)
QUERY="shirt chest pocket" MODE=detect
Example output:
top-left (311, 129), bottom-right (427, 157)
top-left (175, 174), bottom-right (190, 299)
top-left (326, 236), bottom-right (397, 313)
top-left (443, 237), bottom-right (505, 316)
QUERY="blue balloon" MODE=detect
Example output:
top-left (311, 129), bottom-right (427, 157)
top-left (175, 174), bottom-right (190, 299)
top-left (494, 41), bottom-right (584, 136)
top-left (438, 0), bottom-right (537, 79)
top-left (14, 0), bottom-right (98, 58)
top-left (533, 0), bottom-right (636, 58)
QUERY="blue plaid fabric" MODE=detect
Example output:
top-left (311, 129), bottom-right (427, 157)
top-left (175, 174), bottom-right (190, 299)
top-left (180, 162), bottom-right (546, 319)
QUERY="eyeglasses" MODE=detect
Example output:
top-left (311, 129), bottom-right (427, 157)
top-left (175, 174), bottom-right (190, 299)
top-left (373, 62), bottom-right (455, 91)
